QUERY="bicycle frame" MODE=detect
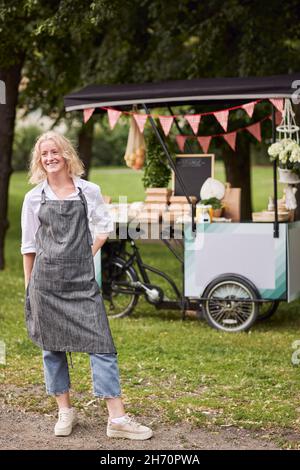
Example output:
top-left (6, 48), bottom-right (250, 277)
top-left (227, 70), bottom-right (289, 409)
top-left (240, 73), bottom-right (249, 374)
top-left (103, 235), bottom-right (200, 315)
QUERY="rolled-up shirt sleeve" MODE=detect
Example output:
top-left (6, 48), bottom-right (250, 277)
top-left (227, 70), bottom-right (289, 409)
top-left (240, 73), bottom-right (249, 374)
top-left (21, 195), bottom-right (39, 254)
top-left (91, 186), bottom-right (114, 236)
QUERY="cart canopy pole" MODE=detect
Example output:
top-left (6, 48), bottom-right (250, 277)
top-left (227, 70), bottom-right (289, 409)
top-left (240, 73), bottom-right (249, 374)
top-left (142, 103), bottom-right (196, 231)
top-left (272, 105), bottom-right (279, 238)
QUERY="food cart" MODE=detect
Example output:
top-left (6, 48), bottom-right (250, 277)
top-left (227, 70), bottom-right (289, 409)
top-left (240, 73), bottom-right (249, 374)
top-left (64, 74), bottom-right (300, 332)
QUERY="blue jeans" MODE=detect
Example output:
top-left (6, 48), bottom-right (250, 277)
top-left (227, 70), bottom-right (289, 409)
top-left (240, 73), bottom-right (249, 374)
top-left (42, 350), bottom-right (121, 398)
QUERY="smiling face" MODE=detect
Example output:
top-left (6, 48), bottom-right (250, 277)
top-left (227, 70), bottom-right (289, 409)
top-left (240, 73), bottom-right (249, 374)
top-left (40, 139), bottom-right (67, 175)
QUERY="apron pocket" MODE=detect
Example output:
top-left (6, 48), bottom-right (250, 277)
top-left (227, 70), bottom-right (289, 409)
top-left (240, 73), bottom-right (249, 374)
top-left (36, 279), bottom-right (93, 293)
top-left (35, 256), bottom-right (64, 281)
top-left (62, 258), bottom-right (94, 283)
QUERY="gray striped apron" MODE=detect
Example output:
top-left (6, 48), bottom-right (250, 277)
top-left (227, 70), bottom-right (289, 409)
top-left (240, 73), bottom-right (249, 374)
top-left (25, 186), bottom-right (116, 354)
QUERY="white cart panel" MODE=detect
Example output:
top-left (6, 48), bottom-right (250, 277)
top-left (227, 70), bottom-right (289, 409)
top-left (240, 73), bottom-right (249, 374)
top-left (288, 221), bottom-right (300, 302)
top-left (184, 223), bottom-right (287, 300)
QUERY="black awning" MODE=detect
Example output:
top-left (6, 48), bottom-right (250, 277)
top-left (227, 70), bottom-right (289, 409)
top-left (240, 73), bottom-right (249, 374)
top-left (64, 73), bottom-right (300, 112)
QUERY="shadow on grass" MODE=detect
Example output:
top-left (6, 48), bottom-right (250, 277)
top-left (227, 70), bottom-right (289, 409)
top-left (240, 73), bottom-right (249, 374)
top-left (255, 301), bottom-right (300, 332)
top-left (118, 297), bottom-right (300, 334)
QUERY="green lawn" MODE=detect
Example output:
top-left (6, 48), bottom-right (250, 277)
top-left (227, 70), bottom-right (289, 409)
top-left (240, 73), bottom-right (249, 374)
top-left (1, 167), bottom-right (300, 448)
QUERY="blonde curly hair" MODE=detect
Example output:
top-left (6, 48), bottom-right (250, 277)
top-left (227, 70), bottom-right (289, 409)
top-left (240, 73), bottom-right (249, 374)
top-left (28, 131), bottom-right (85, 185)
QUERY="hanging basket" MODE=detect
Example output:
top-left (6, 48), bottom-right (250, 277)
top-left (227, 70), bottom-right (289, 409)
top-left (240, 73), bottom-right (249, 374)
top-left (278, 168), bottom-right (300, 184)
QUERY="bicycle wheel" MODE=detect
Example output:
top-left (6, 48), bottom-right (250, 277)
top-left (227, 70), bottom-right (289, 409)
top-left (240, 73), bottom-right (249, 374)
top-left (102, 257), bottom-right (139, 319)
top-left (203, 274), bottom-right (259, 332)
top-left (257, 300), bottom-right (280, 321)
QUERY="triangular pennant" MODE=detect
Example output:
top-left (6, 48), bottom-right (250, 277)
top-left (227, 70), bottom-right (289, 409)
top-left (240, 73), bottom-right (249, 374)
top-left (267, 111), bottom-right (283, 126)
top-left (133, 113), bottom-right (148, 133)
top-left (158, 115), bottom-right (174, 136)
top-left (269, 98), bottom-right (284, 113)
top-left (107, 109), bottom-right (122, 130)
top-left (275, 110), bottom-right (282, 125)
top-left (176, 135), bottom-right (187, 152)
top-left (197, 136), bottom-right (212, 153)
top-left (214, 109), bottom-right (229, 131)
top-left (223, 132), bottom-right (237, 151)
top-left (246, 122), bottom-right (261, 142)
top-left (242, 102), bottom-right (255, 118)
top-left (185, 114), bottom-right (201, 134)
top-left (83, 108), bottom-right (95, 123)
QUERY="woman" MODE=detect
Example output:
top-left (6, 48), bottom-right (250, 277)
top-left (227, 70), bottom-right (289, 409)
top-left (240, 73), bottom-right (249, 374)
top-left (21, 131), bottom-right (152, 440)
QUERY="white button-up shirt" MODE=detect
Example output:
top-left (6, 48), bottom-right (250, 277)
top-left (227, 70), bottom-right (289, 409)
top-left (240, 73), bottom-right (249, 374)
top-left (20, 175), bottom-right (113, 255)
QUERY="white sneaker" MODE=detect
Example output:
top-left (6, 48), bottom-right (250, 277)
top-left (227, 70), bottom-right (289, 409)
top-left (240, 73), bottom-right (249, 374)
top-left (107, 414), bottom-right (153, 440)
top-left (54, 407), bottom-right (78, 436)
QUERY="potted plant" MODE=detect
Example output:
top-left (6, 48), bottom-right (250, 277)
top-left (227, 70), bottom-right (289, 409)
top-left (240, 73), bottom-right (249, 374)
top-left (200, 197), bottom-right (224, 218)
top-left (142, 132), bottom-right (171, 190)
top-left (142, 132), bottom-right (172, 217)
top-left (268, 138), bottom-right (300, 184)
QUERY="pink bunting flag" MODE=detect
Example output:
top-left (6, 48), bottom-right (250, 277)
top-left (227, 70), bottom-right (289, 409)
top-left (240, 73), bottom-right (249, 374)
top-left (185, 114), bottom-right (201, 134)
top-left (83, 108), bottom-right (95, 123)
top-left (158, 115), bottom-right (174, 136)
top-left (267, 111), bottom-right (283, 126)
top-left (176, 135), bottom-right (187, 152)
top-left (107, 109), bottom-right (121, 130)
top-left (197, 136), bottom-right (212, 153)
top-left (242, 102), bottom-right (255, 118)
top-left (223, 132), bottom-right (237, 151)
top-left (246, 122), bottom-right (261, 142)
top-left (133, 113), bottom-right (148, 133)
top-left (269, 98), bottom-right (284, 113)
top-left (275, 110), bottom-right (282, 125)
top-left (214, 109), bottom-right (229, 131)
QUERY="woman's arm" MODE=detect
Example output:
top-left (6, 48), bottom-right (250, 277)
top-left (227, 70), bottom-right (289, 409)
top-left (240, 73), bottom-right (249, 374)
top-left (91, 234), bottom-right (109, 256)
top-left (23, 253), bottom-right (36, 289)
top-left (21, 194), bottom-right (39, 289)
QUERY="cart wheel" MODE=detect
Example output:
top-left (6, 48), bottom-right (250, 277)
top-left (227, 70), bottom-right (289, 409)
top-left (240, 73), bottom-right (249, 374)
top-left (203, 275), bottom-right (259, 332)
top-left (102, 257), bottom-right (139, 319)
top-left (258, 301), bottom-right (280, 322)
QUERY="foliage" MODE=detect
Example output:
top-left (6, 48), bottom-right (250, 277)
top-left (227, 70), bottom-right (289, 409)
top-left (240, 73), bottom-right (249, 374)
top-left (12, 125), bottom-right (42, 171)
top-left (0, 0), bottom-right (118, 119)
top-left (84, 1), bottom-right (300, 83)
top-left (142, 131), bottom-right (171, 188)
top-left (87, 0), bottom-right (300, 198)
top-left (65, 117), bottom-right (130, 167)
top-left (91, 119), bottom-right (130, 166)
top-left (200, 197), bottom-right (223, 209)
top-left (3, 0), bottom-right (300, 170)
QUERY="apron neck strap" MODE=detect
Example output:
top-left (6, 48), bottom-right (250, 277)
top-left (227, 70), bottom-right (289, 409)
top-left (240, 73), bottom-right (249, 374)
top-left (77, 186), bottom-right (88, 213)
top-left (41, 188), bottom-right (46, 204)
top-left (77, 187), bottom-right (93, 245)
top-left (77, 186), bottom-right (84, 204)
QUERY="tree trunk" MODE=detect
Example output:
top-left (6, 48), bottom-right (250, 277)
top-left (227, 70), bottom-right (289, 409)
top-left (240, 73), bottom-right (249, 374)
top-left (78, 119), bottom-right (95, 180)
top-left (0, 59), bottom-right (24, 270)
top-left (222, 133), bottom-right (252, 220)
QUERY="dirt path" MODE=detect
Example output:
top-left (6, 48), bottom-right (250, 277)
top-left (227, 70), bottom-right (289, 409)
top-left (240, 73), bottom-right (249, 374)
top-left (0, 402), bottom-right (289, 450)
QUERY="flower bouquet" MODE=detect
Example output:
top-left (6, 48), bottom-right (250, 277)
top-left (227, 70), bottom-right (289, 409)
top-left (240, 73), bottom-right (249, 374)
top-left (268, 138), bottom-right (300, 183)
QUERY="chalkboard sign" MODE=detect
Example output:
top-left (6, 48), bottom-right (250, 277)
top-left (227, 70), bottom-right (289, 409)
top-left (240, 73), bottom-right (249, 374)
top-left (172, 154), bottom-right (215, 201)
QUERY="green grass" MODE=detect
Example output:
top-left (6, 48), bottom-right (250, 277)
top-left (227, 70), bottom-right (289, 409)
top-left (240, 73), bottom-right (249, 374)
top-left (1, 167), bottom-right (300, 448)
